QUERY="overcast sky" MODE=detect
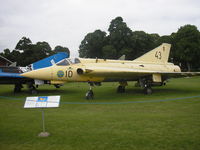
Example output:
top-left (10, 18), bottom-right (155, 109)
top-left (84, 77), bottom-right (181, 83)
top-left (0, 0), bottom-right (199, 57)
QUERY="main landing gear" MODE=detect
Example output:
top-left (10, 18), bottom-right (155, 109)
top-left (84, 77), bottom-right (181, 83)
top-left (14, 83), bottom-right (23, 93)
top-left (27, 82), bottom-right (38, 94)
top-left (117, 81), bottom-right (128, 93)
top-left (144, 85), bottom-right (153, 95)
top-left (139, 78), bottom-right (153, 95)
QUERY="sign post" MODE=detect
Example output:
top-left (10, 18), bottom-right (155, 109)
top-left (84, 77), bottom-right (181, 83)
top-left (24, 96), bottom-right (60, 137)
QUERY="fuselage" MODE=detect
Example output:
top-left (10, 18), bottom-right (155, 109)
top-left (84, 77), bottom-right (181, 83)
top-left (22, 58), bottom-right (181, 84)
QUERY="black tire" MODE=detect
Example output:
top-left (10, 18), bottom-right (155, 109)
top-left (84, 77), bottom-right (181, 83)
top-left (144, 87), bottom-right (152, 95)
top-left (14, 87), bottom-right (21, 93)
top-left (31, 89), bottom-right (38, 94)
top-left (85, 90), bottom-right (94, 100)
top-left (14, 84), bottom-right (22, 93)
top-left (117, 86), bottom-right (125, 93)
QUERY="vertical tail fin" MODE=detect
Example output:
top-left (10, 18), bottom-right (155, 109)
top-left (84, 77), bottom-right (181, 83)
top-left (30, 52), bottom-right (69, 70)
top-left (134, 43), bottom-right (171, 63)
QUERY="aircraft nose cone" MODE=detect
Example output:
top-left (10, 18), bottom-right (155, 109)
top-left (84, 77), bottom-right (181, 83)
top-left (21, 67), bottom-right (52, 80)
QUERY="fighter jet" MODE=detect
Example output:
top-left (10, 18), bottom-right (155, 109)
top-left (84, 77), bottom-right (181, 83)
top-left (21, 43), bottom-right (200, 99)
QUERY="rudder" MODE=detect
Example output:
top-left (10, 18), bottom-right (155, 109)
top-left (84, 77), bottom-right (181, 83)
top-left (134, 43), bottom-right (171, 63)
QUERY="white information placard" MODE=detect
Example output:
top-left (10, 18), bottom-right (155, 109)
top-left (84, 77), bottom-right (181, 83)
top-left (24, 96), bottom-right (60, 108)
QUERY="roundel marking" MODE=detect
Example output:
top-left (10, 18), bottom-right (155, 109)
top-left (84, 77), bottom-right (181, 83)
top-left (57, 70), bottom-right (64, 77)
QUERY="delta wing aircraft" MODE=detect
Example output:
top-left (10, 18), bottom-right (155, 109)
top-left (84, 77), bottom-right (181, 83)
top-left (22, 43), bottom-right (200, 99)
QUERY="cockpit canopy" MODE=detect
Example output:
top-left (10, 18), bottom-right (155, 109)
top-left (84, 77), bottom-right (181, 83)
top-left (56, 58), bottom-right (81, 66)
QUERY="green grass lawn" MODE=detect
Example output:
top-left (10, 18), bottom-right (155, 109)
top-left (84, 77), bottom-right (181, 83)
top-left (0, 77), bottom-right (200, 150)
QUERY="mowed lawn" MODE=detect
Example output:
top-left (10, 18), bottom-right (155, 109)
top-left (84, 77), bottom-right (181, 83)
top-left (0, 77), bottom-right (200, 150)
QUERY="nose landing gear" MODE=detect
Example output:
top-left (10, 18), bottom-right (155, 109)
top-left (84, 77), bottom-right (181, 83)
top-left (85, 82), bottom-right (94, 100)
top-left (86, 88), bottom-right (94, 100)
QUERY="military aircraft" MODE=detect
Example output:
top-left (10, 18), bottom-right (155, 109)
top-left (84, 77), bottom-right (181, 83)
top-left (0, 52), bottom-right (68, 94)
top-left (21, 43), bottom-right (200, 99)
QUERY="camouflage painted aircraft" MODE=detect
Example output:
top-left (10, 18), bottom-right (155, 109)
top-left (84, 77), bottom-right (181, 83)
top-left (21, 43), bottom-right (200, 99)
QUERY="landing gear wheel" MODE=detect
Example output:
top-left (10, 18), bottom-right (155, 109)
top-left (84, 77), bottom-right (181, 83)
top-left (144, 87), bottom-right (152, 95)
top-left (117, 86), bottom-right (125, 93)
top-left (29, 86), bottom-right (37, 94)
top-left (85, 90), bottom-right (94, 100)
top-left (54, 84), bottom-right (61, 88)
top-left (14, 84), bottom-right (22, 93)
top-left (31, 89), bottom-right (38, 94)
top-left (14, 86), bottom-right (21, 93)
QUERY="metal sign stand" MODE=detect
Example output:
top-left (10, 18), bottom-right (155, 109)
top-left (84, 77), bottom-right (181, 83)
top-left (38, 109), bottom-right (50, 137)
top-left (24, 96), bottom-right (60, 138)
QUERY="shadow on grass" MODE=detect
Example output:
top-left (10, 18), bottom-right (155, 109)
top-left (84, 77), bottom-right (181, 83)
top-left (1, 83), bottom-right (199, 102)
top-left (125, 86), bottom-right (200, 95)
top-left (1, 88), bottom-right (80, 97)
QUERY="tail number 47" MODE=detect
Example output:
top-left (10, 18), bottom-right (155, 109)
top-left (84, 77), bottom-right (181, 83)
top-left (155, 51), bottom-right (162, 59)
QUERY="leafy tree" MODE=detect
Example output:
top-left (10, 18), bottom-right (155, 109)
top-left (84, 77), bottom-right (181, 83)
top-left (102, 45), bottom-right (117, 59)
top-left (1, 37), bottom-right (71, 66)
top-left (15, 37), bottom-right (32, 51)
top-left (0, 49), bottom-right (21, 64)
top-left (150, 34), bottom-right (160, 45)
top-left (119, 48), bottom-right (133, 60)
top-left (35, 41), bottom-right (53, 56)
top-left (108, 17), bottom-right (133, 56)
top-left (54, 45), bottom-right (70, 56)
top-left (79, 30), bottom-right (107, 58)
top-left (156, 35), bottom-right (172, 45)
top-left (131, 31), bottom-right (156, 59)
top-left (1, 49), bottom-right (11, 58)
top-left (173, 25), bottom-right (200, 71)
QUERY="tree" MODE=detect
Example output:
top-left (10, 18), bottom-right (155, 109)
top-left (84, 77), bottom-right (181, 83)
top-left (54, 45), bottom-right (70, 56)
top-left (108, 16), bottom-right (133, 56)
top-left (131, 31), bottom-right (156, 59)
top-left (1, 37), bottom-right (71, 66)
top-left (15, 37), bottom-right (32, 51)
top-left (102, 45), bottom-right (117, 59)
top-left (35, 41), bottom-right (52, 56)
top-left (173, 25), bottom-right (200, 71)
top-left (0, 49), bottom-right (12, 61)
top-left (2, 49), bottom-right (11, 57)
top-left (0, 49), bottom-right (21, 64)
top-left (119, 48), bottom-right (133, 60)
top-left (14, 37), bottom-right (54, 66)
top-left (79, 30), bottom-right (107, 58)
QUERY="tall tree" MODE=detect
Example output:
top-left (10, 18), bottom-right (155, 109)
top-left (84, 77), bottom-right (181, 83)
top-left (131, 31), bottom-right (156, 59)
top-left (1, 37), bottom-right (71, 66)
top-left (79, 30), bottom-right (107, 58)
top-left (108, 16), bottom-right (133, 57)
top-left (14, 37), bottom-right (54, 66)
top-left (54, 45), bottom-right (70, 56)
top-left (102, 45), bottom-right (117, 59)
top-left (15, 37), bottom-right (32, 51)
top-left (173, 25), bottom-right (200, 71)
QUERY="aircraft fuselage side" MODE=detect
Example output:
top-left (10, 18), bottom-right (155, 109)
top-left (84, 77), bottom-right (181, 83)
top-left (49, 60), bottom-right (181, 82)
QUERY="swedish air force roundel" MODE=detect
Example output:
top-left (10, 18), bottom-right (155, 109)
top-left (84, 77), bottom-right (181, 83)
top-left (57, 70), bottom-right (64, 77)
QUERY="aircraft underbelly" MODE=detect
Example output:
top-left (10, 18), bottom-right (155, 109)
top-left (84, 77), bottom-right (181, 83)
top-left (103, 75), bottom-right (143, 82)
